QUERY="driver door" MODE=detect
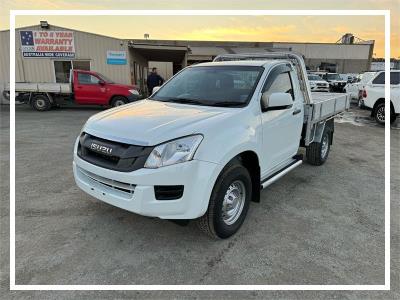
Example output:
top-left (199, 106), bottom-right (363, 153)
top-left (259, 64), bottom-right (304, 178)
top-left (74, 72), bottom-right (108, 104)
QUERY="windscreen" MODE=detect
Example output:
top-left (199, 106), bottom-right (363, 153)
top-left (308, 75), bottom-right (322, 81)
top-left (327, 73), bottom-right (341, 80)
top-left (150, 66), bottom-right (264, 107)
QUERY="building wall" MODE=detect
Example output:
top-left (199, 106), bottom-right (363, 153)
top-left (129, 39), bottom-right (374, 74)
top-left (148, 61), bottom-right (173, 80)
top-left (7, 25), bottom-right (132, 85)
top-left (0, 30), bottom-right (10, 103)
top-left (305, 58), bottom-right (370, 73)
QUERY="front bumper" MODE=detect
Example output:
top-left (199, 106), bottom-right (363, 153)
top-left (127, 94), bottom-right (141, 102)
top-left (310, 86), bottom-right (329, 92)
top-left (73, 152), bottom-right (221, 219)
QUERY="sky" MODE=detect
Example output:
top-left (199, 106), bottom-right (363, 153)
top-left (0, 0), bottom-right (399, 58)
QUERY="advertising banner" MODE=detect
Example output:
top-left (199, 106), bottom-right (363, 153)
top-left (20, 30), bottom-right (75, 58)
top-left (107, 50), bottom-right (127, 65)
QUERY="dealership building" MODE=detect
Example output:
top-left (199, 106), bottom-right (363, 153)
top-left (0, 23), bottom-right (375, 103)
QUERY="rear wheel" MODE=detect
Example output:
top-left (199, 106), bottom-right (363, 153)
top-left (111, 96), bottom-right (127, 107)
top-left (306, 127), bottom-right (331, 166)
top-left (31, 94), bottom-right (51, 111)
top-left (374, 103), bottom-right (396, 125)
top-left (196, 162), bottom-right (252, 239)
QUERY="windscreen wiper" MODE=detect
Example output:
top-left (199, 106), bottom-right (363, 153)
top-left (164, 98), bottom-right (207, 105)
top-left (209, 101), bottom-right (245, 107)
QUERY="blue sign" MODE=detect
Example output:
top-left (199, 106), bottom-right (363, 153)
top-left (107, 51), bottom-right (127, 65)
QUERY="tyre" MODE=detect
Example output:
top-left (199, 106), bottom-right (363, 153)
top-left (374, 103), bottom-right (396, 125)
top-left (306, 127), bottom-right (331, 166)
top-left (374, 103), bottom-right (385, 125)
top-left (196, 162), bottom-right (252, 239)
top-left (111, 96), bottom-right (127, 107)
top-left (31, 94), bottom-right (51, 111)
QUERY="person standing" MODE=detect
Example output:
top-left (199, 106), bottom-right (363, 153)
top-left (147, 67), bottom-right (164, 95)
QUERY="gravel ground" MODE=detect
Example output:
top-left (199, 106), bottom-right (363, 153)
top-left (0, 103), bottom-right (399, 299)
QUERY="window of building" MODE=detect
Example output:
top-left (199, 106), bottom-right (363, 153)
top-left (53, 60), bottom-right (91, 83)
top-left (54, 61), bottom-right (72, 83)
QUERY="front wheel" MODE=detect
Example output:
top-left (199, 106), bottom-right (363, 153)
top-left (196, 162), bottom-right (252, 239)
top-left (306, 127), bottom-right (331, 166)
top-left (111, 96), bottom-right (127, 107)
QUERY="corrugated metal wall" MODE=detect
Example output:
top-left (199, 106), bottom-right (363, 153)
top-left (0, 30), bottom-right (10, 103)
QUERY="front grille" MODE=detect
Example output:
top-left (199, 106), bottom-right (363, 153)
top-left (78, 166), bottom-right (136, 195)
top-left (316, 83), bottom-right (327, 87)
top-left (77, 132), bottom-right (153, 172)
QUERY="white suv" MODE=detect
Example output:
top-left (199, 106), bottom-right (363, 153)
top-left (361, 70), bottom-right (400, 124)
top-left (307, 74), bottom-right (329, 92)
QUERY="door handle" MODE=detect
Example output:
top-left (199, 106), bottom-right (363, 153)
top-left (292, 108), bottom-right (301, 115)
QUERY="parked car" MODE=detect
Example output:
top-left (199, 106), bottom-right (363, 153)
top-left (73, 52), bottom-right (349, 239)
top-left (314, 72), bottom-right (347, 92)
top-left (345, 71), bottom-right (376, 101)
top-left (307, 74), bottom-right (329, 92)
top-left (339, 73), bottom-right (358, 83)
top-left (361, 70), bottom-right (400, 124)
top-left (3, 69), bottom-right (140, 111)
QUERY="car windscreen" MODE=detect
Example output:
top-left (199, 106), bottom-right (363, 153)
top-left (149, 66), bottom-right (264, 107)
top-left (327, 73), bottom-right (341, 80)
top-left (308, 75), bottom-right (322, 81)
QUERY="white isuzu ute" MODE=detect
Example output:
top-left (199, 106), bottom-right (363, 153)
top-left (73, 53), bottom-right (349, 238)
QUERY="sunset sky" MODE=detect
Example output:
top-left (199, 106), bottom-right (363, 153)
top-left (0, 0), bottom-right (399, 58)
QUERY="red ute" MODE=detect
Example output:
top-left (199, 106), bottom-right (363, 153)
top-left (72, 70), bottom-right (140, 107)
top-left (8, 69), bottom-right (141, 111)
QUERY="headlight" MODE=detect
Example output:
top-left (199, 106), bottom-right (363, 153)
top-left (129, 89), bottom-right (139, 95)
top-left (144, 135), bottom-right (203, 168)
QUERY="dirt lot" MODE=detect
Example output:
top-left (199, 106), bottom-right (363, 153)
top-left (0, 104), bottom-right (399, 299)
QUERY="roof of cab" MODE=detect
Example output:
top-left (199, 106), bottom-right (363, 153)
top-left (191, 60), bottom-right (286, 68)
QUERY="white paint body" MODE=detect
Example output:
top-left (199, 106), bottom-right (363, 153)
top-left (308, 79), bottom-right (329, 92)
top-left (362, 70), bottom-right (400, 114)
top-left (345, 72), bottom-right (376, 99)
top-left (73, 60), bottom-right (346, 219)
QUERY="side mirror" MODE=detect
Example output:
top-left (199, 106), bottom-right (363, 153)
top-left (261, 92), bottom-right (293, 111)
top-left (152, 86), bottom-right (161, 94)
top-left (99, 80), bottom-right (106, 86)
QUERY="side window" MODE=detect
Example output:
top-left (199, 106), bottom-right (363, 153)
top-left (262, 72), bottom-right (294, 100)
top-left (390, 72), bottom-right (400, 85)
top-left (372, 72), bottom-right (385, 84)
top-left (77, 73), bottom-right (101, 85)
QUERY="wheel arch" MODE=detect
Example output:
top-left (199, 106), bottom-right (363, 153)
top-left (372, 98), bottom-right (394, 116)
top-left (223, 150), bottom-right (261, 203)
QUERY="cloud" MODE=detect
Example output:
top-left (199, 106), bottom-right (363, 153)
top-left (177, 25), bottom-right (297, 41)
